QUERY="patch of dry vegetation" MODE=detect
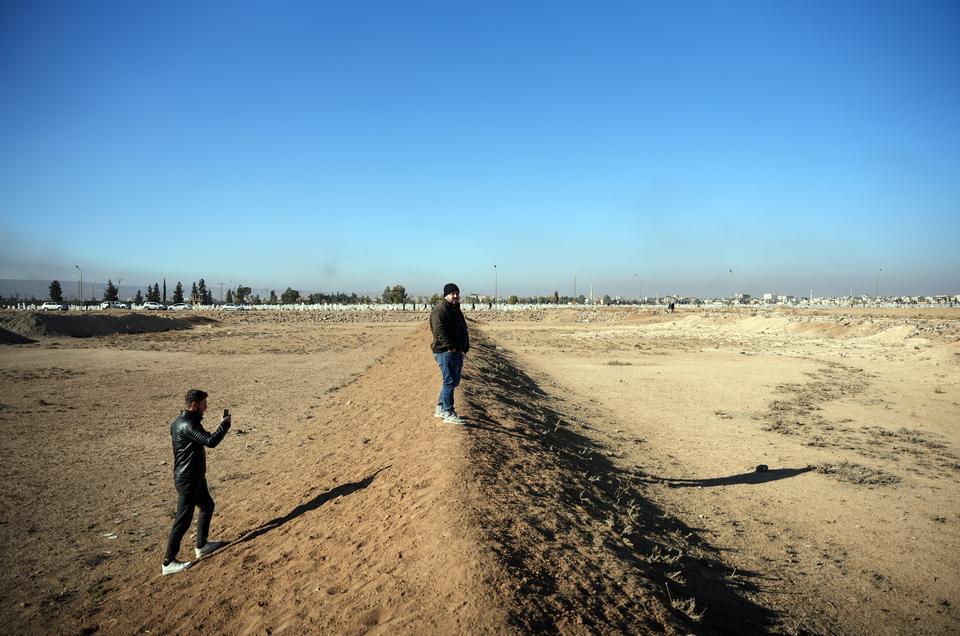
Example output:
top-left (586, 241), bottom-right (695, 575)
top-left (814, 461), bottom-right (902, 486)
top-left (758, 362), bottom-right (960, 483)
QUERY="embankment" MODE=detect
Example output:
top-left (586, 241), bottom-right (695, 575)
top-left (0, 311), bottom-right (215, 339)
top-left (87, 323), bottom-right (765, 633)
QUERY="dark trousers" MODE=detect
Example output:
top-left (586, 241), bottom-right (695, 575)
top-left (164, 479), bottom-right (214, 564)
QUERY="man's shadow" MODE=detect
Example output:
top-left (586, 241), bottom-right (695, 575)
top-left (237, 466), bottom-right (389, 544)
top-left (650, 466), bottom-right (814, 488)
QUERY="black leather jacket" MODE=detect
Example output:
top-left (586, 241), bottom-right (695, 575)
top-left (170, 410), bottom-right (230, 493)
top-left (430, 300), bottom-right (470, 354)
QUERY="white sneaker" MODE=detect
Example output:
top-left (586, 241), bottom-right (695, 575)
top-left (443, 412), bottom-right (465, 425)
top-left (162, 560), bottom-right (192, 576)
top-left (434, 405), bottom-right (445, 418)
top-left (195, 540), bottom-right (225, 559)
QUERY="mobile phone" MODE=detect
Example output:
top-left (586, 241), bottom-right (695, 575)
top-left (223, 409), bottom-right (230, 418)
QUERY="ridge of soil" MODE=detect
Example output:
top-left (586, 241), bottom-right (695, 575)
top-left (89, 325), bottom-right (508, 634)
top-left (74, 323), bottom-right (760, 634)
top-left (0, 312), bottom-right (214, 339)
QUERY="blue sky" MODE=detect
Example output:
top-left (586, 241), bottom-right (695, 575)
top-left (1, 0), bottom-right (957, 298)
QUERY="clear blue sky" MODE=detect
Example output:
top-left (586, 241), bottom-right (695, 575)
top-left (1, 0), bottom-right (958, 298)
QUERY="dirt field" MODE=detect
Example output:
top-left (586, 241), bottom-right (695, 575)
top-left (1, 307), bottom-right (958, 634)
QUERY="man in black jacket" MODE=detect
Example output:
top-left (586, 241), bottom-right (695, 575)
top-left (161, 389), bottom-right (232, 575)
top-left (430, 283), bottom-right (470, 425)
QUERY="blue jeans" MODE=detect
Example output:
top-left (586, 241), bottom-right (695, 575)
top-left (434, 351), bottom-right (463, 413)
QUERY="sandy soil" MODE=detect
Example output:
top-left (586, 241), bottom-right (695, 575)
top-left (1, 307), bottom-right (958, 634)
top-left (484, 307), bottom-right (960, 634)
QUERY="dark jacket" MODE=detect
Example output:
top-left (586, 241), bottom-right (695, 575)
top-left (430, 300), bottom-right (470, 354)
top-left (170, 410), bottom-right (230, 493)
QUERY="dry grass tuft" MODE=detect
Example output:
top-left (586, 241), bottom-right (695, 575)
top-left (666, 583), bottom-right (706, 622)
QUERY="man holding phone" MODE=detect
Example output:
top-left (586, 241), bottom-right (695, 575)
top-left (161, 389), bottom-right (232, 575)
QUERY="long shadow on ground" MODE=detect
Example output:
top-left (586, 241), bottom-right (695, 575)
top-left (462, 332), bottom-right (781, 634)
top-left (657, 467), bottom-right (814, 488)
top-left (237, 467), bottom-right (388, 544)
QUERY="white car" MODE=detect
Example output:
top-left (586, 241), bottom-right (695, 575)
top-left (41, 301), bottom-right (68, 311)
top-left (221, 303), bottom-right (243, 311)
top-left (142, 302), bottom-right (166, 310)
top-left (100, 301), bottom-right (129, 309)
top-left (167, 303), bottom-right (191, 311)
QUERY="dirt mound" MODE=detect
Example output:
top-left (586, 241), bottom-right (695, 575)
top-left (0, 326), bottom-right (36, 344)
top-left (0, 312), bottom-right (212, 339)
top-left (89, 325), bottom-right (509, 634)
top-left (80, 323), bottom-right (763, 634)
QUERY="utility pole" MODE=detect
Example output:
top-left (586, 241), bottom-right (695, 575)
top-left (217, 282), bottom-right (225, 302)
top-left (633, 273), bottom-right (642, 304)
top-left (729, 268), bottom-right (735, 302)
top-left (75, 265), bottom-right (82, 304)
top-left (573, 275), bottom-right (577, 303)
top-left (494, 264), bottom-right (497, 306)
top-left (876, 268), bottom-right (882, 301)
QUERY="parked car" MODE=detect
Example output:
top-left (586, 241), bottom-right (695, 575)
top-left (222, 304), bottom-right (243, 311)
top-left (41, 301), bottom-right (68, 311)
top-left (167, 303), bottom-right (191, 311)
top-left (142, 302), bottom-right (166, 310)
top-left (100, 301), bottom-right (129, 309)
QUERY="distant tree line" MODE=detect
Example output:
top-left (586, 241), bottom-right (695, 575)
top-left (34, 278), bottom-right (663, 308)
top-left (382, 284), bottom-right (409, 304)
